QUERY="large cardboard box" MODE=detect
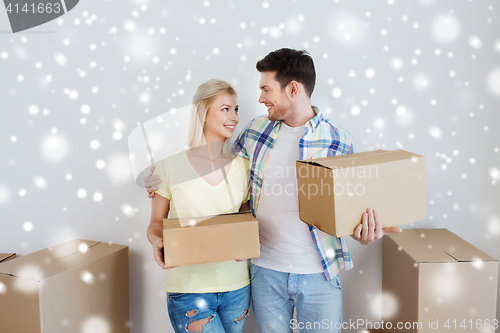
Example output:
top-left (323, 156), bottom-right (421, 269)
top-left (383, 229), bottom-right (498, 332)
top-left (0, 239), bottom-right (129, 333)
top-left (163, 212), bottom-right (260, 267)
top-left (0, 253), bottom-right (16, 263)
top-left (296, 149), bottom-right (426, 237)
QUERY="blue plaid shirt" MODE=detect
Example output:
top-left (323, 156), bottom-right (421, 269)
top-left (232, 106), bottom-right (355, 280)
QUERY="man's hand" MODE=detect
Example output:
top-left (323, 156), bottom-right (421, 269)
top-left (351, 208), bottom-right (402, 245)
top-left (145, 165), bottom-right (161, 198)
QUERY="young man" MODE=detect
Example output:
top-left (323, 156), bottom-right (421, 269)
top-left (145, 48), bottom-right (401, 332)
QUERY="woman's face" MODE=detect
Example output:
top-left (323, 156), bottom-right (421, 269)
top-left (203, 93), bottom-right (239, 142)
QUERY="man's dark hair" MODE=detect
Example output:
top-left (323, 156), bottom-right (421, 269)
top-left (256, 48), bottom-right (316, 98)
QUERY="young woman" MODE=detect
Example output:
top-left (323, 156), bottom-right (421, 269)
top-left (147, 79), bottom-right (251, 333)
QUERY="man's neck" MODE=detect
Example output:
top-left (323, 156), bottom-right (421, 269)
top-left (282, 101), bottom-right (315, 127)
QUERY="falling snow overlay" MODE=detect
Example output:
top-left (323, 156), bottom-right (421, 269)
top-left (0, 1), bottom-right (499, 333)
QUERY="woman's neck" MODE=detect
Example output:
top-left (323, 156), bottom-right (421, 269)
top-left (188, 142), bottom-right (225, 160)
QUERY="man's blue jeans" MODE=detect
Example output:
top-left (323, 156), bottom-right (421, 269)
top-left (166, 284), bottom-right (250, 333)
top-left (250, 263), bottom-right (342, 333)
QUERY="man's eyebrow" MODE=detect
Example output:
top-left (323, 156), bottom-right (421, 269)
top-left (260, 85), bottom-right (270, 90)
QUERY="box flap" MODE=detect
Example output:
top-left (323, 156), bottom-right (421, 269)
top-left (387, 229), bottom-right (497, 263)
top-left (164, 212), bottom-right (256, 229)
top-left (0, 239), bottom-right (119, 281)
top-left (297, 150), bottom-right (387, 168)
top-left (297, 149), bottom-right (422, 170)
top-left (0, 253), bottom-right (16, 263)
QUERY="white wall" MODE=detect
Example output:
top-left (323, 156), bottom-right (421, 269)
top-left (0, 1), bottom-right (499, 332)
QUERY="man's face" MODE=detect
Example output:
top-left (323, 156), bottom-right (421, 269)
top-left (258, 71), bottom-right (292, 122)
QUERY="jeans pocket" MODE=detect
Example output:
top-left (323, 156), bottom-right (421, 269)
top-left (249, 263), bottom-right (262, 283)
top-left (167, 292), bottom-right (185, 299)
top-left (318, 272), bottom-right (342, 290)
top-left (330, 273), bottom-right (341, 289)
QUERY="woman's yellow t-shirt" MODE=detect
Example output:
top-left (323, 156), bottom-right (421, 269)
top-left (153, 151), bottom-right (251, 293)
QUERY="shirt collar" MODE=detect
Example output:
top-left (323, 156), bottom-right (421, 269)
top-left (308, 106), bottom-right (323, 132)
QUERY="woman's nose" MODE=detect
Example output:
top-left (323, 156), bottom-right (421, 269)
top-left (230, 112), bottom-right (238, 123)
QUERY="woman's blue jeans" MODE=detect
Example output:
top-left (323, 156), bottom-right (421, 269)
top-left (167, 284), bottom-right (250, 333)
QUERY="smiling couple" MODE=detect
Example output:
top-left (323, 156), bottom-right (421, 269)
top-left (145, 48), bottom-right (401, 333)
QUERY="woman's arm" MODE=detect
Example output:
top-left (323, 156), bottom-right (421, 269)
top-left (148, 195), bottom-right (170, 269)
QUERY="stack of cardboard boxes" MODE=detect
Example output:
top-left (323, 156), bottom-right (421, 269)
top-left (381, 229), bottom-right (498, 333)
top-left (0, 240), bottom-right (130, 333)
top-left (359, 229), bottom-right (498, 333)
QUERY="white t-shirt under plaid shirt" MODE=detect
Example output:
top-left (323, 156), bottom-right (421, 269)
top-left (232, 106), bottom-right (355, 280)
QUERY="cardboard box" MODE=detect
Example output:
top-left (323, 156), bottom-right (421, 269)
top-left (0, 253), bottom-right (16, 263)
top-left (296, 149), bottom-right (426, 237)
top-left (382, 229), bottom-right (498, 332)
top-left (0, 239), bottom-right (129, 333)
top-left (163, 212), bottom-right (260, 267)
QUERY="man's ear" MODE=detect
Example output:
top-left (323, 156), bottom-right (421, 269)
top-left (288, 81), bottom-right (300, 98)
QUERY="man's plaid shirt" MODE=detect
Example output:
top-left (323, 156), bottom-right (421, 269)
top-left (232, 106), bottom-right (355, 280)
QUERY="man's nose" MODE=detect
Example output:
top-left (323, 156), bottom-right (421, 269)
top-left (258, 93), bottom-right (265, 104)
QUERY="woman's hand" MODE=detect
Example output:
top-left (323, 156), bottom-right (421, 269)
top-left (152, 237), bottom-right (178, 270)
top-left (148, 195), bottom-right (178, 269)
top-left (152, 237), bottom-right (167, 269)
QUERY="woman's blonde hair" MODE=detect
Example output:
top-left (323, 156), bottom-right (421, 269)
top-left (188, 79), bottom-right (237, 158)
